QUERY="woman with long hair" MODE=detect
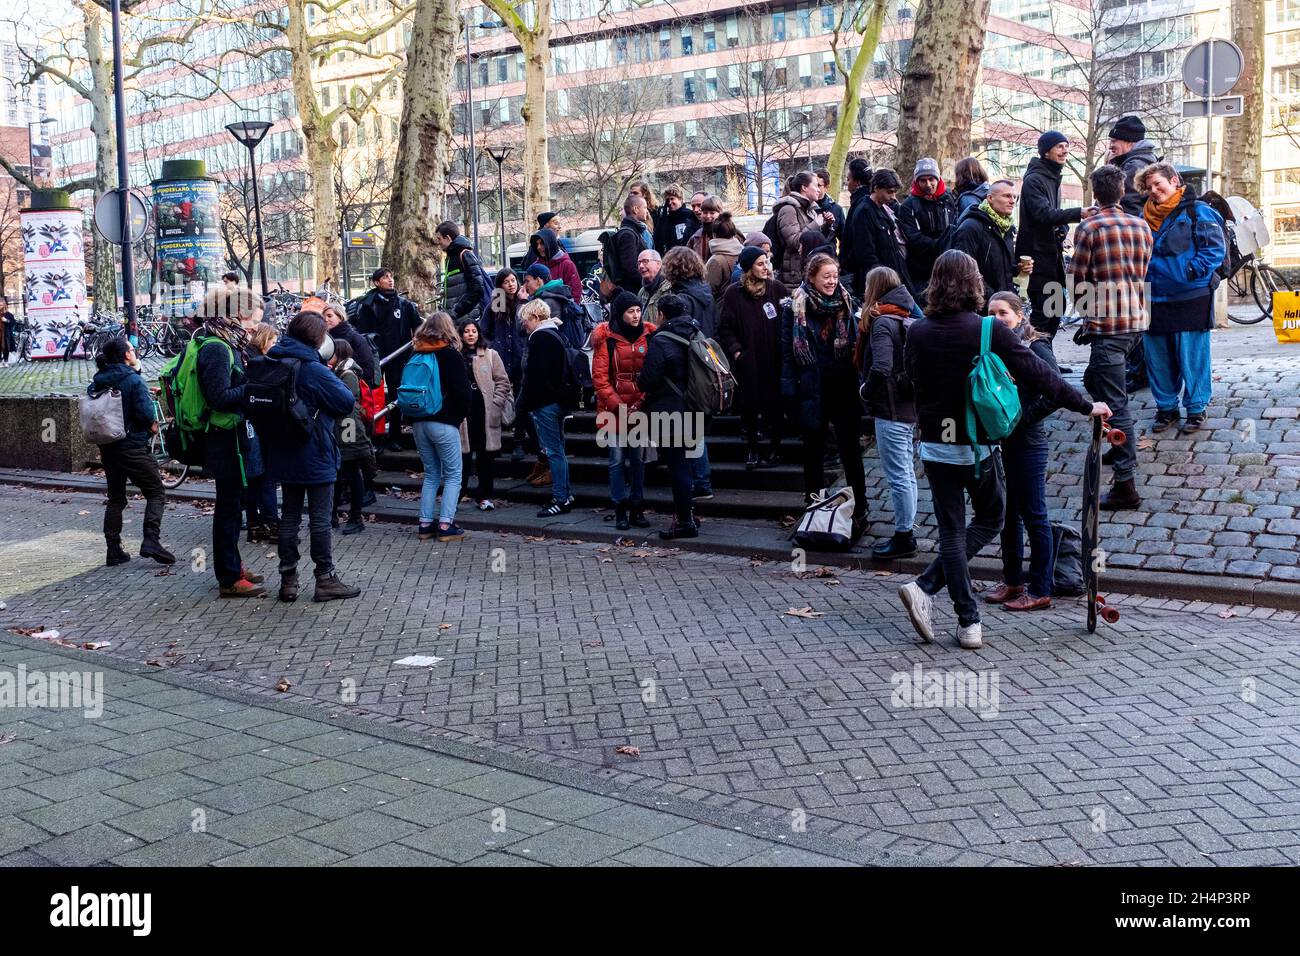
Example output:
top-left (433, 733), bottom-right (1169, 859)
top-left (780, 252), bottom-right (867, 534)
top-left (953, 156), bottom-right (991, 215)
top-left (630, 181), bottom-right (660, 242)
top-left (458, 317), bottom-right (511, 511)
top-left (405, 312), bottom-right (472, 541)
top-left (242, 321), bottom-right (280, 543)
top-left (703, 212), bottom-right (743, 300)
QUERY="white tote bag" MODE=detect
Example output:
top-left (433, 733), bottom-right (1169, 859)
top-left (792, 486), bottom-right (856, 551)
top-left (80, 389), bottom-right (127, 446)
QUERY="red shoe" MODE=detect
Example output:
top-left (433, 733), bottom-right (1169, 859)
top-left (1004, 593), bottom-right (1052, 612)
top-left (241, 567), bottom-right (265, 585)
top-left (219, 579), bottom-right (266, 598)
top-left (984, 583), bottom-right (1024, 604)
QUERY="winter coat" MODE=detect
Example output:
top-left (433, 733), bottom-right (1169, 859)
top-left (904, 309), bottom-right (1091, 446)
top-left (704, 236), bottom-right (744, 300)
top-left (820, 197), bottom-right (845, 253)
top-left (607, 217), bottom-right (645, 293)
top-left (636, 314), bottom-right (697, 415)
top-left (1114, 139), bottom-right (1159, 216)
top-left (518, 319), bottom-right (570, 413)
top-left (88, 363), bottom-right (155, 447)
top-left (353, 288), bottom-right (422, 358)
top-left (458, 346), bottom-right (511, 453)
top-left (949, 204), bottom-right (1018, 305)
top-left (404, 340), bottom-right (470, 428)
top-left (528, 230), bottom-right (584, 304)
top-left (779, 283), bottom-right (860, 432)
top-left (442, 235), bottom-right (493, 320)
top-left (591, 320), bottom-right (656, 417)
top-left (488, 287), bottom-right (526, 383)
top-left (333, 362), bottom-right (372, 462)
top-left (1015, 156), bottom-right (1081, 285)
top-left (328, 319), bottom-right (377, 386)
top-left (262, 335), bottom-right (356, 485)
top-left (533, 278), bottom-right (577, 324)
top-left (856, 198), bottom-right (917, 296)
top-left (654, 205), bottom-right (699, 254)
top-left (772, 193), bottom-right (824, 287)
top-left (639, 273), bottom-right (669, 327)
top-left (671, 277), bottom-right (716, 338)
top-left (861, 285), bottom-right (919, 424)
top-left (840, 185), bottom-right (874, 295)
top-left (956, 181), bottom-right (990, 216)
top-left (1146, 185), bottom-right (1227, 305)
top-left (898, 187), bottom-right (959, 285)
top-left (716, 278), bottom-right (788, 415)
top-left (194, 333), bottom-right (249, 484)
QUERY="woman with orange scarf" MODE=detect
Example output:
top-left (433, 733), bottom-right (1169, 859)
top-left (857, 266), bottom-right (923, 559)
top-left (1136, 162), bottom-right (1226, 434)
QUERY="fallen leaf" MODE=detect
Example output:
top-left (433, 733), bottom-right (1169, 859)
top-left (595, 546), bottom-right (612, 553)
top-left (779, 515), bottom-right (798, 529)
top-left (797, 566), bottom-right (838, 579)
top-left (600, 558), bottom-right (613, 563)
top-left (154, 568), bottom-right (172, 577)
top-left (872, 570), bottom-right (894, 577)
top-left (77, 510), bottom-right (90, 516)
top-left (0, 734), bottom-right (15, 745)
top-left (784, 606), bottom-right (823, 619)
top-left (750, 559), bottom-right (764, 567)
top-left (561, 538), bottom-right (584, 545)
top-left (275, 678), bottom-right (292, 692)
top-left (1217, 609), bottom-right (1236, 619)
top-left (438, 623), bottom-right (453, 630)
top-left (524, 535), bottom-right (546, 543)
top-left (82, 641), bottom-right (111, 650)
top-left (631, 550), bottom-right (655, 558)
top-left (1137, 435), bottom-right (1156, 451)
top-left (146, 659), bottom-right (163, 667)
top-left (615, 745), bottom-right (641, 757)
top-left (615, 537), bottom-right (636, 547)
top-left (583, 639), bottom-right (604, 647)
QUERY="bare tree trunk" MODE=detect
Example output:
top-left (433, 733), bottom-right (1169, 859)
top-left (286, 0), bottom-right (338, 288)
top-left (518, 2), bottom-right (552, 228)
top-left (83, 1), bottom-right (118, 309)
top-left (828, 1), bottom-right (887, 192)
top-left (383, 0), bottom-right (457, 309)
top-left (894, 0), bottom-right (990, 177)
top-left (1224, 0), bottom-right (1264, 205)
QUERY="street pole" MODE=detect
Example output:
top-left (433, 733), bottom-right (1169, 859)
top-left (247, 145), bottom-right (269, 298)
top-left (464, 19), bottom-right (480, 250)
top-left (26, 123), bottom-right (36, 184)
top-left (1204, 41), bottom-right (1214, 194)
top-left (485, 145), bottom-right (512, 268)
top-left (110, 0), bottom-right (136, 336)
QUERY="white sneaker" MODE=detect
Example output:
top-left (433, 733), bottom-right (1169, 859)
top-left (898, 582), bottom-right (934, 643)
top-left (957, 622), bottom-right (983, 650)
top-left (477, 499), bottom-right (495, 511)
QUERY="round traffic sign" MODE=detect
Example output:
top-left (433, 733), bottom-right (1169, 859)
top-left (1183, 39), bottom-right (1244, 99)
top-left (93, 188), bottom-right (149, 245)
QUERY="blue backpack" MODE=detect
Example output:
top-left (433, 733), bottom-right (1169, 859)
top-left (396, 352), bottom-right (443, 418)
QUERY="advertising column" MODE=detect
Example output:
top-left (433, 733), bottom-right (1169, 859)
top-left (20, 189), bottom-right (89, 360)
top-left (151, 159), bottom-right (223, 317)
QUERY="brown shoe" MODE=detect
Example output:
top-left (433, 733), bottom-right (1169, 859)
top-left (240, 566), bottom-right (265, 585)
top-left (1004, 593), bottom-right (1052, 612)
top-left (525, 460), bottom-right (547, 483)
top-left (220, 579), bottom-right (266, 598)
top-left (1100, 477), bottom-right (1141, 511)
top-left (985, 583), bottom-right (1025, 604)
top-left (528, 465), bottom-right (552, 487)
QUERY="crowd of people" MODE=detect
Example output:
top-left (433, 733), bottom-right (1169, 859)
top-left (83, 114), bottom-right (1227, 645)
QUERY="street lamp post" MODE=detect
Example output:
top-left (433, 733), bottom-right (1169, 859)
top-left (464, 19), bottom-right (503, 251)
top-left (484, 145), bottom-right (513, 267)
top-left (109, 0), bottom-right (137, 335)
top-left (225, 120), bottom-right (273, 298)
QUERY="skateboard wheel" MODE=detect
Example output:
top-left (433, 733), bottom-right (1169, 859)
top-left (1101, 606), bottom-right (1120, 624)
top-left (1106, 428), bottom-right (1126, 446)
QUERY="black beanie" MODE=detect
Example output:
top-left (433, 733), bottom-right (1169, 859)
top-left (657, 292), bottom-right (686, 320)
top-left (1108, 115), bottom-right (1145, 143)
top-left (738, 245), bottom-right (764, 273)
top-left (1037, 130), bottom-right (1068, 156)
top-left (537, 211), bottom-right (556, 229)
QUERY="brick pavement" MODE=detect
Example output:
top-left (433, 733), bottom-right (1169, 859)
top-left (1, 485), bottom-right (1298, 866)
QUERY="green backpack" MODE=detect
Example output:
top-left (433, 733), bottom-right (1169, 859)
top-left (160, 334), bottom-right (241, 465)
top-left (965, 315), bottom-right (1022, 464)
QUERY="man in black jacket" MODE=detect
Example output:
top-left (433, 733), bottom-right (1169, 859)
top-left (1108, 116), bottom-right (1159, 216)
top-left (653, 185), bottom-right (699, 254)
top-left (949, 179), bottom-right (1029, 307)
top-left (352, 267), bottom-right (421, 449)
top-left (516, 298), bottom-right (574, 517)
top-left (839, 159), bottom-right (873, 297)
top-left (1015, 131), bottom-right (1094, 342)
top-left (606, 195), bottom-right (649, 293)
top-left (814, 168), bottom-right (844, 254)
top-left (897, 157), bottom-right (958, 289)
top-left (436, 221), bottom-right (492, 320)
top-left (855, 168), bottom-right (918, 296)
top-left (898, 250), bottom-right (1108, 650)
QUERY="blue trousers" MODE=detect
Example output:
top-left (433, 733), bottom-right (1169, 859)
top-left (1144, 330), bottom-right (1212, 415)
top-left (1000, 439), bottom-right (1053, 598)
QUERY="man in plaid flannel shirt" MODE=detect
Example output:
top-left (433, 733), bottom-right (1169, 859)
top-left (1070, 164), bottom-right (1153, 510)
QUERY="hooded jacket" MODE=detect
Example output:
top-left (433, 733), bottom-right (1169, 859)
top-left (860, 285), bottom-right (920, 423)
top-left (528, 229), bottom-right (583, 303)
top-left (950, 203), bottom-right (1018, 305)
top-left (704, 235), bottom-right (744, 300)
top-left (88, 362), bottom-right (154, 446)
top-left (840, 185), bottom-right (874, 295)
top-left (591, 310), bottom-right (656, 416)
top-left (897, 181), bottom-right (958, 284)
top-left (333, 359), bottom-right (372, 461)
top-left (1114, 139), bottom-right (1160, 216)
top-left (532, 277), bottom-right (577, 324)
top-left (354, 287), bottom-right (422, 358)
top-left (956, 181), bottom-right (990, 216)
top-left (670, 277), bottom-right (716, 338)
top-left (1015, 156), bottom-right (1081, 283)
top-left (772, 193), bottom-right (825, 287)
top-left (653, 204), bottom-right (699, 254)
top-left (328, 319), bottom-right (377, 386)
top-left (262, 335), bottom-right (356, 485)
top-left (443, 235), bottom-right (493, 319)
top-left (518, 318), bottom-right (569, 413)
top-left (637, 313), bottom-right (698, 415)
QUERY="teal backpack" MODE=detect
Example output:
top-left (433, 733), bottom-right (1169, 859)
top-left (965, 315), bottom-right (1022, 465)
top-left (396, 352), bottom-right (443, 419)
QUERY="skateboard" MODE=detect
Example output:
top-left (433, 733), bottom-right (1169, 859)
top-left (1083, 417), bottom-right (1126, 632)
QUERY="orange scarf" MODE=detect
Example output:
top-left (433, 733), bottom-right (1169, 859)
top-left (1143, 187), bottom-right (1184, 234)
top-left (853, 302), bottom-right (910, 373)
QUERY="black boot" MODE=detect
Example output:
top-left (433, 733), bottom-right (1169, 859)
top-left (614, 500), bottom-right (630, 531)
top-left (1100, 477), bottom-right (1141, 511)
top-left (106, 539), bottom-right (131, 567)
top-left (629, 499), bottom-right (650, 529)
top-left (659, 515), bottom-right (699, 541)
top-left (140, 539), bottom-right (176, 564)
top-left (872, 530), bottom-right (918, 560)
top-left (745, 443), bottom-right (761, 470)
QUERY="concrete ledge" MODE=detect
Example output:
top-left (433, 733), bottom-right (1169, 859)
top-left (0, 396), bottom-right (98, 472)
top-left (2, 465), bottom-right (1297, 612)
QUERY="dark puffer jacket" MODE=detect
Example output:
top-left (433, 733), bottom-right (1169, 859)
top-left (353, 288), bottom-right (422, 358)
top-left (636, 314), bottom-right (697, 415)
top-left (261, 335), bottom-right (356, 485)
top-left (88, 362), bottom-right (155, 447)
top-left (1114, 139), bottom-right (1159, 216)
top-left (949, 204), bottom-right (1018, 305)
top-left (654, 205), bottom-right (699, 254)
top-left (443, 235), bottom-right (493, 319)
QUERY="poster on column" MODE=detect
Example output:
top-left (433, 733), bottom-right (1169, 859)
top-left (20, 208), bottom-right (88, 359)
top-left (151, 178), bottom-right (223, 317)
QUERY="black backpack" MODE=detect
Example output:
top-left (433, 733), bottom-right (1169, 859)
top-left (540, 327), bottom-right (584, 410)
top-left (762, 210), bottom-right (785, 268)
top-left (242, 354), bottom-right (316, 444)
top-left (599, 226), bottom-right (635, 287)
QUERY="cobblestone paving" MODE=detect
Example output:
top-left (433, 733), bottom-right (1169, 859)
top-left (1, 485), bottom-right (1298, 866)
top-left (0, 354), bottom-right (167, 397)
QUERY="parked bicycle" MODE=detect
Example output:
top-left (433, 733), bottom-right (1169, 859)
top-left (148, 386), bottom-right (188, 489)
top-left (1225, 253), bottom-right (1292, 325)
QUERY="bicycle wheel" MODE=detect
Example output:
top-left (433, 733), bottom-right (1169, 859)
top-left (63, 332), bottom-right (80, 361)
top-left (149, 431), bottom-right (188, 489)
top-left (1246, 265), bottom-right (1292, 323)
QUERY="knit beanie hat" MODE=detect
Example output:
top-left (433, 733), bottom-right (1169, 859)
top-left (1037, 130), bottom-right (1068, 155)
top-left (738, 246), bottom-right (765, 273)
top-left (1108, 115), bottom-right (1145, 143)
top-left (525, 263), bottom-right (551, 281)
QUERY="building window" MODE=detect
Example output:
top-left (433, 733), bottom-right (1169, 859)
top-left (772, 12), bottom-right (786, 41)
top-left (726, 17), bottom-right (739, 48)
top-left (823, 7), bottom-right (837, 31)
top-left (703, 25), bottom-right (716, 52)
top-left (823, 56), bottom-right (837, 86)
top-left (615, 36), bottom-right (628, 64)
top-left (684, 75), bottom-right (697, 104)
top-left (799, 54), bottom-right (812, 88)
top-left (1274, 203), bottom-right (1300, 238)
top-left (681, 29), bottom-right (693, 56)
top-left (798, 7), bottom-right (812, 37)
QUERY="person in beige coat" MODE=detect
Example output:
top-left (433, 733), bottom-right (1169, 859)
top-left (771, 172), bottom-right (830, 288)
top-left (704, 213), bottom-right (744, 300)
top-left (458, 318), bottom-right (513, 510)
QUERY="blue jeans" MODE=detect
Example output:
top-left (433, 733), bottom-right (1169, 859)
top-left (531, 404), bottom-right (570, 502)
top-left (1144, 330), bottom-right (1212, 415)
top-left (874, 418), bottom-right (917, 532)
top-left (690, 441), bottom-right (712, 493)
top-left (412, 420), bottom-right (463, 525)
top-left (1000, 439), bottom-right (1052, 598)
top-left (608, 442), bottom-right (644, 504)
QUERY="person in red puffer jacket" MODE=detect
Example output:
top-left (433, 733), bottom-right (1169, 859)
top-left (591, 290), bottom-right (656, 531)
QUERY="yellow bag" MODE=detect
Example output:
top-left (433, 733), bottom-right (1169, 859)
top-left (1274, 290), bottom-right (1300, 343)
